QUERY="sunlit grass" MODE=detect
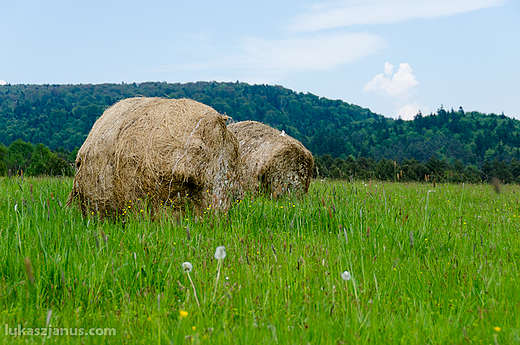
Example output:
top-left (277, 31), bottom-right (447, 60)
top-left (0, 177), bottom-right (519, 344)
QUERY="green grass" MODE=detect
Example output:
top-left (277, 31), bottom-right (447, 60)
top-left (0, 177), bottom-right (519, 344)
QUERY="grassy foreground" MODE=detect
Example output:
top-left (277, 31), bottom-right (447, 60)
top-left (0, 177), bottom-right (519, 344)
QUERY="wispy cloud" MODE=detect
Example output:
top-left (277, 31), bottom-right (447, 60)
top-left (151, 32), bottom-right (386, 81)
top-left (0, 79), bottom-right (7, 85)
top-left (289, 0), bottom-right (507, 32)
top-left (364, 62), bottom-right (418, 98)
top-left (241, 32), bottom-right (385, 73)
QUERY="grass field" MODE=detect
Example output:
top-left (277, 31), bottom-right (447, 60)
top-left (0, 177), bottom-right (519, 344)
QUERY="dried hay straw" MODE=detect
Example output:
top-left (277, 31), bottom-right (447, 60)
top-left (67, 97), bottom-right (242, 217)
top-left (228, 120), bottom-right (313, 196)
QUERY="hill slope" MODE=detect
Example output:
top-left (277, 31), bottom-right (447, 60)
top-left (0, 81), bottom-right (518, 167)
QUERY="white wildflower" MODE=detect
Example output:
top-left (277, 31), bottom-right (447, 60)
top-left (341, 271), bottom-right (352, 281)
top-left (181, 261), bottom-right (200, 307)
top-left (212, 246), bottom-right (226, 302)
top-left (182, 262), bottom-right (193, 273)
top-left (214, 246), bottom-right (226, 260)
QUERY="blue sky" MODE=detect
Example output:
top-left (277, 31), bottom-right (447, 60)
top-left (1, 0), bottom-right (519, 120)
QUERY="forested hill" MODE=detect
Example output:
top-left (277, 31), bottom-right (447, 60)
top-left (0, 81), bottom-right (518, 168)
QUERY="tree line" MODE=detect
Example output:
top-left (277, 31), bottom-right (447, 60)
top-left (0, 139), bottom-right (75, 177)
top-left (1, 137), bottom-right (518, 185)
top-left (1, 81), bottom-right (519, 174)
top-left (314, 154), bottom-right (520, 184)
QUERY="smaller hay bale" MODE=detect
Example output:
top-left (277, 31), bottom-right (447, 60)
top-left (228, 121), bottom-right (313, 196)
top-left (67, 97), bottom-right (242, 217)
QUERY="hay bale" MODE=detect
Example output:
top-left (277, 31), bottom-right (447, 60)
top-left (67, 97), bottom-right (242, 217)
top-left (228, 121), bottom-right (313, 196)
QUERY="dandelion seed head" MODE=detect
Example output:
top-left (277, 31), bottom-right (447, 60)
top-left (182, 262), bottom-right (193, 273)
top-left (341, 271), bottom-right (351, 281)
top-left (214, 246), bottom-right (226, 260)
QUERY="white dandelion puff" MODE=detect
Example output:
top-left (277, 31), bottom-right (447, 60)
top-left (212, 245), bottom-right (226, 302)
top-left (181, 261), bottom-right (200, 307)
top-left (214, 246), bottom-right (226, 260)
top-left (182, 262), bottom-right (193, 273)
top-left (341, 271), bottom-right (352, 281)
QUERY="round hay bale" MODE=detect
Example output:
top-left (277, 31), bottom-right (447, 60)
top-left (228, 121), bottom-right (313, 196)
top-left (67, 97), bottom-right (242, 217)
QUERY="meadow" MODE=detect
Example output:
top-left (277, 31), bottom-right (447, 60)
top-left (0, 176), bottom-right (519, 344)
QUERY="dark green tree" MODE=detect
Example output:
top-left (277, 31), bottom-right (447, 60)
top-left (375, 158), bottom-right (395, 181)
top-left (26, 143), bottom-right (74, 176)
top-left (5, 139), bottom-right (34, 174)
top-left (510, 157), bottom-right (520, 180)
top-left (481, 160), bottom-right (492, 180)
top-left (402, 158), bottom-right (429, 181)
top-left (0, 144), bottom-right (7, 176)
top-left (491, 158), bottom-right (513, 183)
top-left (425, 155), bottom-right (449, 178)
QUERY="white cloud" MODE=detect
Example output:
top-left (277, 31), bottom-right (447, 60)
top-left (289, 0), bottom-right (506, 32)
top-left (241, 32), bottom-right (385, 73)
top-left (153, 32), bottom-right (386, 82)
top-left (364, 62), bottom-right (418, 99)
top-left (0, 79), bottom-right (7, 85)
top-left (396, 102), bottom-right (429, 120)
top-left (365, 63), bottom-right (426, 119)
